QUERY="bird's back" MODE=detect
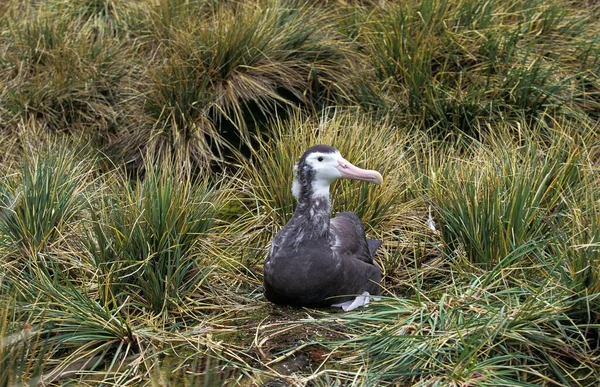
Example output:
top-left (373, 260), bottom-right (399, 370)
top-left (264, 213), bottom-right (381, 307)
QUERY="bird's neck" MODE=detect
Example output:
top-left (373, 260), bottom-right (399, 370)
top-left (292, 180), bottom-right (332, 238)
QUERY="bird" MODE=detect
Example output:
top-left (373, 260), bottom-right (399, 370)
top-left (263, 145), bottom-right (383, 309)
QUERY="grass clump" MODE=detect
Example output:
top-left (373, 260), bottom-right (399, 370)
top-left (10, 261), bottom-right (136, 384)
top-left (431, 125), bottom-right (582, 266)
top-left (332, 273), bottom-right (599, 386)
top-left (358, 0), bottom-right (600, 136)
top-left (0, 147), bottom-right (93, 257)
top-left (87, 160), bottom-right (229, 316)
top-left (118, 0), bottom-right (359, 169)
top-left (0, 296), bottom-right (48, 387)
top-left (0, 1), bottom-right (130, 134)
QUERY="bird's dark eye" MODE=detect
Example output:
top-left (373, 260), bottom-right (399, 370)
top-left (318, 157), bottom-right (324, 162)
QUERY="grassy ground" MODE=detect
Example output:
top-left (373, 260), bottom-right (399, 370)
top-left (1, 0), bottom-right (600, 385)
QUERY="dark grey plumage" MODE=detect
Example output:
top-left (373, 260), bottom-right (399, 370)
top-left (263, 145), bottom-right (383, 307)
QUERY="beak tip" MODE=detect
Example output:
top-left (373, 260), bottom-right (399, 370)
top-left (373, 172), bottom-right (384, 185)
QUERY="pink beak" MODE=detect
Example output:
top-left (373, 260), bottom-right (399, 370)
top-left (336, 156), bottom-right (383, 185)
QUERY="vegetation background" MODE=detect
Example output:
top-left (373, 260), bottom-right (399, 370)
top-left (1, 0), bottom-right (599, 385)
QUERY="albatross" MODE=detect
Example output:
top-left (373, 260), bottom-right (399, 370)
top-left (263, 145), bottom-right (383, 309)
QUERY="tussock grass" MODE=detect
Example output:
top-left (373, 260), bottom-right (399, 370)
top-left (0, 2), bottom-right (129, 133)
top-left (356, 0), bottom-right (600, 135)
top-left (0, 146), bottom-right (93, 257)
top-left (116, 0), bottom-right (360, 169)
top-left (0, 296), bottom-right (48, 386)
top-left (86, 159), bottom-right (229, 316)
top-left (0, 146), bottom-right (247, 384)
top-left (1, 0), bottom-right (600, 385)
top-left (431, 124), bottom-right (583, 267)
top-left (328, 275), bottom-right (599, 385)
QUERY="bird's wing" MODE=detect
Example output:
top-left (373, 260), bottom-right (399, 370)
top-left (330, 212), bottom-right (381, 264)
